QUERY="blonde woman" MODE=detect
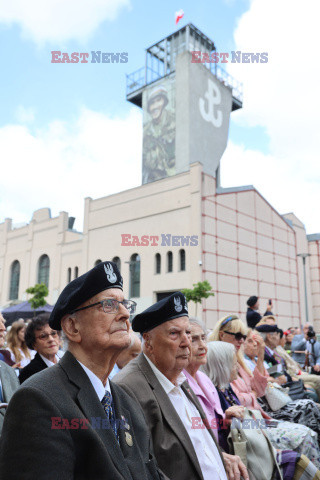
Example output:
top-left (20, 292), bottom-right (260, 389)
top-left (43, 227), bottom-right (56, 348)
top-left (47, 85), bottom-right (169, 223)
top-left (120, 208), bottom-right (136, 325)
top-left (6, 319), bottom-right (35, 368)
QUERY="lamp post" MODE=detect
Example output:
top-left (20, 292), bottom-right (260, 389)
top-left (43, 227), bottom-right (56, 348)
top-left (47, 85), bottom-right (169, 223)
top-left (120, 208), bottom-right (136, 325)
top-left (297, 253), bottom-right (311, 324)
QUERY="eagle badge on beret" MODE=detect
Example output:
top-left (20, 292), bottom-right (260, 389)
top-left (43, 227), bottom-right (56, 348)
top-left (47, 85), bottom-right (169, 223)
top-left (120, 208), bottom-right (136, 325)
top-left (174, 296), bottom-right (183, 313)
top-left (104, 263), bottom-right (117, 283)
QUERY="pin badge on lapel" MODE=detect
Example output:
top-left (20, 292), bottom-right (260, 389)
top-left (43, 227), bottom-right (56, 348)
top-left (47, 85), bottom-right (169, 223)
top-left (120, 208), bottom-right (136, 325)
top-left (125, 432), bottom-right (133, 446)
top-left (121, 415), bottom-right (130, 430)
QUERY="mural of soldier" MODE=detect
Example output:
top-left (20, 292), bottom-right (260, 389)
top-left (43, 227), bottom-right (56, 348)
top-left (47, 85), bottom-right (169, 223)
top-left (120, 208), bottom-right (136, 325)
top-left (142, 84), bottom-right (176, 184)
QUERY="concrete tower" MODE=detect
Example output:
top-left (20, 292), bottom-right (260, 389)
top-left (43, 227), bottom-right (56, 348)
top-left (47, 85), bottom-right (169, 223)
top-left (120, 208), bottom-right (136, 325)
top-left (126, 23), bottom-right (242, 185)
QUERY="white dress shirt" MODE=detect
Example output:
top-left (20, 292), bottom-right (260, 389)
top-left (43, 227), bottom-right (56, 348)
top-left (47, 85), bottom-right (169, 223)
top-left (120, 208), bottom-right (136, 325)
top-left (39, 354), bottom-right (60, 368)
top-left (144, 354), bottom-right (227, 480)
top-left (77, 360), bottom-right (111, 401)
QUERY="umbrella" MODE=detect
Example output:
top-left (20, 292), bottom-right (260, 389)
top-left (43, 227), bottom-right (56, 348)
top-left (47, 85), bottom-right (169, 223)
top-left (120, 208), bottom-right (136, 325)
top-left (1, 301), bottom-right (54, 326)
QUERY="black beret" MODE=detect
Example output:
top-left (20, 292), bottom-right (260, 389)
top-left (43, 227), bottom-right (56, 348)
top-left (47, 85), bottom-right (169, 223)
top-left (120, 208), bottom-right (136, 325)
top-left (49, 261), bottom-right (123, 330)
top-left (255, 324), bottom-right (279, 333)
top-left (132, 292), bottom-right (189, 334)
top-left (247, 296), bottom-right (258, 307)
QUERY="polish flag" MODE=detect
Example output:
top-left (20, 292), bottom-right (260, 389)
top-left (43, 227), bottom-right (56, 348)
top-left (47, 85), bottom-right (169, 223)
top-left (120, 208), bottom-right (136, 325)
top-left (175, 9), bottom-right (184, 25)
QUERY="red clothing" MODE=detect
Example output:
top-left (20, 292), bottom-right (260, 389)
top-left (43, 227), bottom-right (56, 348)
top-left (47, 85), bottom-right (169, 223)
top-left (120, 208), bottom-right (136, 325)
top-left (231, 364), bottom-right (271, 419)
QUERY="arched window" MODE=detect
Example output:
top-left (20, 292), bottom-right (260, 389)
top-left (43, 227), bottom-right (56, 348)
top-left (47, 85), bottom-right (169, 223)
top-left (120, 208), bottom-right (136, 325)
top-left (94, 259), bottom-right (102, 266)
top-left (179, 249), bottom-right (186, 271)
top-left (112, 256), bottom-right (121, 272)
top-left (74, 266), bottom-right (79, 279)
top-left (9, 260), bottom-right (20, 300)
top-left (130, 254), bottom-right (140, 298)
top-left (67, 268), bottom-right (71, 283)
top-left (167, 251), bottom-right (173, 273)
top-left (155, 253), bottom-right (161, 274)
top-left (38, 254), bottom-right (50, 287)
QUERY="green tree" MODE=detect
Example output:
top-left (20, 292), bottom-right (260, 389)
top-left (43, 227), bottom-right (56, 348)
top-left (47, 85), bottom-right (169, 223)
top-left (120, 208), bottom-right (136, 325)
top-left (182, 280), bottom-right (215, 316)
top-left (26, 283), bottom-right (49, 316)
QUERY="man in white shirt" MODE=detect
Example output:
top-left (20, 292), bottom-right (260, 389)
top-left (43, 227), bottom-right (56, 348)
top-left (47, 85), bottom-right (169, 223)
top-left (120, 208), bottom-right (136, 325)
top-left (0, 261), bottom-right (165, 480)
top-left (114, 292), bottom-right (248, 480)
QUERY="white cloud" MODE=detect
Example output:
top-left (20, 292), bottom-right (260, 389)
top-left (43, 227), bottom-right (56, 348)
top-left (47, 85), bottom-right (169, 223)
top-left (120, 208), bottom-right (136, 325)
top-left (0, 107), bottom-right (142, 230)
top-left (220, 0), bottom-right (320, 233)
top-left (0, 0), bottom-right (131, 45)
top-left (15, 106), bottom-right (35, 124)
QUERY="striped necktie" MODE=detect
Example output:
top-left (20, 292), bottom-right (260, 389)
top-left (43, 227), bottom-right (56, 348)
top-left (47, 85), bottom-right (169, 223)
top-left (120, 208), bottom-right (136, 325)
top-left (101, 391), bottom-right (119, 442)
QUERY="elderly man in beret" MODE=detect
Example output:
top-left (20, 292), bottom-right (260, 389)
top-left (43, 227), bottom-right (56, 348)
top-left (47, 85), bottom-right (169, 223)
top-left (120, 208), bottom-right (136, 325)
top-left (0, 261), bottom-right (164, 480)
top-left (113, 292), bottom-right (248, 480)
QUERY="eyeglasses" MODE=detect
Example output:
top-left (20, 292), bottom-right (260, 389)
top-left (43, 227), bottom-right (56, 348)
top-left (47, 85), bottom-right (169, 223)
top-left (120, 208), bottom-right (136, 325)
top-left (223, 331), bottom-right (247, 341)
top-left (71, 298), bottom-right (137, 315)
top-left (35, 331), bottom-right (58, 341)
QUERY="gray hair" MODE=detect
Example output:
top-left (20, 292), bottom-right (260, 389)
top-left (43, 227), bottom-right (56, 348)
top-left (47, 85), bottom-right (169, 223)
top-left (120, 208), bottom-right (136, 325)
top-left (201, 341), bottom-right (236, 390)
top-left (256, 332), bottom-right (267, 341)
top-left (188, 316), bottom-right (207, 336)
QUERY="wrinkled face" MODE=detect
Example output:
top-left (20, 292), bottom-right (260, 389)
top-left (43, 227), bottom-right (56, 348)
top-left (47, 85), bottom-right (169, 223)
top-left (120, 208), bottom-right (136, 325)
top-left (33, 325), bottom-right (60, 358)
top-left (145, 317), bottom-right (191, 377)
top-left (0, 320), bottom-right (6, 348)
top-left (244, 333), bottom-right (258, 358)
top-left (70, 288), bottom-right (131, 354)
top-left (17, 326), bottom-right (26, 342)
top-left (116, 336), bottom-right (141, 369)
top-left (266, 332), bottom-right (279, 349)
top-left (230, 354), bottom-right (238, 382)
top-left (189, 323), bottom-right (207, 368)
top-left (149, 96), bottom-right (165, 121)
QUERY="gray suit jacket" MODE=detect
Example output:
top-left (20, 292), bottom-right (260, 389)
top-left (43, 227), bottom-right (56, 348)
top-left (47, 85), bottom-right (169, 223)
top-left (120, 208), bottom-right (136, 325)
top-left (0, 351), bottom-right (163, 480)
top-left (0, 360), bottom-right (19, 434)
top-left (113, 353), bottom-right (225, 480)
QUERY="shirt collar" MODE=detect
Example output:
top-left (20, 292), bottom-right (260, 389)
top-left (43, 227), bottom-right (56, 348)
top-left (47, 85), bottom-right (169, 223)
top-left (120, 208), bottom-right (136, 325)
top-left (143, 353), bottom-right (186, 394)
top-left (39, 354), bottom-right (59, 368)
top-left (77, 360), bottom-right (111, 401)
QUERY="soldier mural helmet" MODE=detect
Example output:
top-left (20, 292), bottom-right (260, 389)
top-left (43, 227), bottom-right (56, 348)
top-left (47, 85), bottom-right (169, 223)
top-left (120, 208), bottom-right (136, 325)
top-left (147, 86), bottom-right (169, 113)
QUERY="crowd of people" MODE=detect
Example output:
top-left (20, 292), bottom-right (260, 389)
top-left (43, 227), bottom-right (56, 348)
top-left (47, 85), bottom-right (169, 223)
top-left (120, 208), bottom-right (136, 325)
top-left (0, 261), bottom-right (320, 479)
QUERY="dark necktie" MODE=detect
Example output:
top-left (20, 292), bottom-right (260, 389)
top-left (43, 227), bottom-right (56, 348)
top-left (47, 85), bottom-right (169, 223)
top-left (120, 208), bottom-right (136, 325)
top-left (101, 391), bottom-right (119, 442)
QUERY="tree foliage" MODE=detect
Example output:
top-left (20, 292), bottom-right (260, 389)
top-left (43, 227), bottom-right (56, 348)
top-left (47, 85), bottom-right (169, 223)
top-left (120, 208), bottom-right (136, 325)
top-left (26, 283), bottom-right (49, 312)
top-left (182, 281), bottom-right (215, 315)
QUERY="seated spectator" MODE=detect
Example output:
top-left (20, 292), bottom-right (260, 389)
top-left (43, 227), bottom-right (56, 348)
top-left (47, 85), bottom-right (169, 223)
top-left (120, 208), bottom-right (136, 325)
top-left (19, 314), bottom-right (60, 384)
top-left (284, 329), bottom-right (295, 351)
top-left (246, 296), bottom-right (273, 329)
top-left (114, 293), bottom-right (248, 480)
top-left (6, 319), bottom-right (35, 368)
top-left (109, 330), bottom-right (141, 379)
top-left (209, 315), bottom-right (320, 447)
top-left (258, 317), bottom-right (320, 400)
top-left (0, 314), bottom-right (20, 435)
top-left (203, 341), bottom-right (320, 473)
top-left (291, 323), bottom-right (320, 373)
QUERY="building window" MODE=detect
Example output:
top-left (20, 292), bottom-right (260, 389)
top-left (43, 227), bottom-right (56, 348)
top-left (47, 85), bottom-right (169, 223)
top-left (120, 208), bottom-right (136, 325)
top-left (94, 259), bottom-right (102, 266)
top-left (74, 266), bottom-right (79, 279)
top-left (67, 268), bottom-right (71, 283)
top-left (38, 254), bottom-right (50, 287)
top-left (9, 260), bottom-right (20, 300)
top-left (130, 254), bottom-right (140, 298)
top-left (155, 253), bottom-right (161, 274)
top-left (112, 256), bottom-right (121, 271)
top-left (179, 249), bottom-right (186, 271)
top-left (167, 251), bottom-right (173, 273)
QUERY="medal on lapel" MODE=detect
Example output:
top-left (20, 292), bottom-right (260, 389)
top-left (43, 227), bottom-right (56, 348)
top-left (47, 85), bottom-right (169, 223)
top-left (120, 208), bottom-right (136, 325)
top-left (125, 432), bottom-right (133, 446)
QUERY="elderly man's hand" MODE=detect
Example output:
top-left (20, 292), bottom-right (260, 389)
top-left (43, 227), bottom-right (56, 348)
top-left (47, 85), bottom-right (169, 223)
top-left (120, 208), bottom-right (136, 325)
top-left (222, 453), bottom-right (249, 480)
top-left (225, 406), bottom-right (245, 420)
top-left (313, 364), bottom-right (320, 372)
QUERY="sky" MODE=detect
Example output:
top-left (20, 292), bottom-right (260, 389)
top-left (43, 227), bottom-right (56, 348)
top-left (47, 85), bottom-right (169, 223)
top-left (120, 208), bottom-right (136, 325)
top-left (0, 0), bottom-right (319, 233)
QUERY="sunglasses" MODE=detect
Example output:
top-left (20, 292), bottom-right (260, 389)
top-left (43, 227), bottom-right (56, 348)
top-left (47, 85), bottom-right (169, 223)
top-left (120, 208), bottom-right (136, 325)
top-left (223, 331), bottom-right (247, 341)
